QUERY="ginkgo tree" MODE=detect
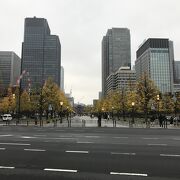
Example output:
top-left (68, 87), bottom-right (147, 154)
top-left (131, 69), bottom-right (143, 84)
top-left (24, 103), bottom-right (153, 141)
top-left (136, 73), bottom-right (159, 124)
top-left (0, 87), bottom-right (16, 113)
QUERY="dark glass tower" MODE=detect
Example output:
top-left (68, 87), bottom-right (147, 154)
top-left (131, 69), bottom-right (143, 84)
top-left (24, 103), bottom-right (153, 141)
top-left (21, 17), bottom-right (61, 90)
top-left (102, 28), bottom-right (131, 97)
top-left (135, 38), bottom-right (174, 93)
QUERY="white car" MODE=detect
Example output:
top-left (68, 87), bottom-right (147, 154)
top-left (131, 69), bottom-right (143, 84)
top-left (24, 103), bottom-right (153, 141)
top-left (2, 114), bottom-right (12, 121)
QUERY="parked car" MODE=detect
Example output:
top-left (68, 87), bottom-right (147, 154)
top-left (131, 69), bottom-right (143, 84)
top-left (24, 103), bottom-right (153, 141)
top-left (1, 114), bottom-right (13, 121)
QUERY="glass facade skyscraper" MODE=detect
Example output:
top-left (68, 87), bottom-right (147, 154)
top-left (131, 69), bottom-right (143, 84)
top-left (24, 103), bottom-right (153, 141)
top-left (102, 28), bottom-right (131, 96)
top-left (135, 38), bottom-right (174, 93)
top-left (0, 51), bottom-right (21, 91)
top-left (174, 61), bottom-right (180, 83)
top-left (21, 17), bottom-right (61, 90)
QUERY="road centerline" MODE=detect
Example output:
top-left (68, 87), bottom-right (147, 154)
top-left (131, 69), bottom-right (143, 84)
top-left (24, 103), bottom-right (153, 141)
top-left (0, 166), bottom-right (15, 169)
top-left (148, 144), bottom-right (167, 146)
top-left (24, 149), bottom-right (46, 152)
top-left (0, 134), bottom-right (13, 137)
top-left (142, 137), bottom-right (159, 140)
top-left (110, 172), bottom-right (148, 177)
top-left (77, 141), bottom-right (94, 144)
top-left (66, 150), bottom-right (89, 154)
top-left (113, 137), bottom-right (128, 139)
top-left (85, 136), bottom-right (100, 138)
top-left (160, 154), bottom-right (180, 157)
top-left (111, 152), bottom-right (136, 155)
top-left (44, 168), bottom-right (77, 173)
top-left (0, 143), bottom-right (31, 146)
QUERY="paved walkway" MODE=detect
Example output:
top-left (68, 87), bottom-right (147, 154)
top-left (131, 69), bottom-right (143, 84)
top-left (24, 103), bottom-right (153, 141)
top-left (0, 115), bottom-right (179, 129)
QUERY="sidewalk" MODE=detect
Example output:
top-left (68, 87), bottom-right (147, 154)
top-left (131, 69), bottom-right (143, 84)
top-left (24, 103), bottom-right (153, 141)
top-left (0, 116), bottom-right (179, 129)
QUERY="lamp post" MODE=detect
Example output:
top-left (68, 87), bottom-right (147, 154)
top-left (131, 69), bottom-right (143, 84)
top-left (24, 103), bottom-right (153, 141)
top-left (157, 94), bottom-right (160, 118)
top-left (173, 95), bottom-right (177, 117)
top-left (102, 107), bottom-right (104, 119)
top-left (12, 93), bottom-right (15, 113)
top-left (112, 106), bottom-right (115, 127)
top-left (66, 106), bottom-right (70, 127)
top-left (173, 94), bottom-right (177, 126)
top-left (131, 102), bottom-right (135, 127)
top-left (60, 101), bottom-right (63, 123)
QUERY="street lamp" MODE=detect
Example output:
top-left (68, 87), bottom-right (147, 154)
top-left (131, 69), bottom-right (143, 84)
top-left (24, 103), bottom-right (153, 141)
top-left (12, 93), bottom-right (15, 113)
top-left (173, 94), bottom-right (177, 117)
top-left (60, 101), bottom-right (63, 123)
top-left (112, 106), bottom-right (116, 127)
top-left (66, 106), bottom-right (70, 127)
top-left (157, 94), bottom-right (160, 118)
top-left (131, 102), bottom-right (135, 127)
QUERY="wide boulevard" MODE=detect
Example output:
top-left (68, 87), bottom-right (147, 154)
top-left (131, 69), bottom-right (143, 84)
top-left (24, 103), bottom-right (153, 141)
top-left (0, 124), bottom-right (180, 179)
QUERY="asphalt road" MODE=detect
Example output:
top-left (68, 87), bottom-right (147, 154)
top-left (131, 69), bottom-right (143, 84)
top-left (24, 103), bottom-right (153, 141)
top-left (0, 126), bottom-right (180, 180)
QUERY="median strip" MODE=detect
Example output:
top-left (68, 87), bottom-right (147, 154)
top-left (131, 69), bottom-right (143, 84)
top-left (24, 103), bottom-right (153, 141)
top-left (110, 172), bottom-right (148, 177)
top-left (44, 168), bottom-right (77, 173)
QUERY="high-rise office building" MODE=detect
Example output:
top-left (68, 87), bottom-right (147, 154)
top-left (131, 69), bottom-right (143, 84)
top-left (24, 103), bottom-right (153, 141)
top-left (21, 17), bottom-right (61, 90)
top-left (102, 28), bottom-right (131, 97)
top-left (0, 51), bottom-right (21, 91)
top-left (106, 66), bottom-right (136, 94)
top-left (135, 38), bottom-right (174, 94)
top-left (174, 61), bottom-right (180, 83)
top-left (60, 66), bottom-right (64, 92)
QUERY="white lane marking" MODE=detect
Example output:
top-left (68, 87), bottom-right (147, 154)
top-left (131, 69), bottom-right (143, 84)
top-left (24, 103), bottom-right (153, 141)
top-left (0, 134), bottom-right (13, 137)
top-left (94, 131), bottom-right (104, 133)
top-left (142, 138), bottom-right (159, 140)
top-left (111, 152), bottom-right (136, 155)
top-left (21, 136), bottom-right (37, 139)
top-left (110, 172), bottom-right (148, 177)
top-left (66, 151), bottom-right (89, 154)
top-left (85, 136), bottom-right (100, 138)
top-left (45, 137), bottom-right (75, 140)
top-left (173, 138), bottom-right (180, 140)
top-left (0, 143), bottom-right (30, 146)
top-left (113, 137), bottom-right (128, 139)
top-left (24, 149), bottom-right (46, 152)
top-left (77, 142), bottom-right (93, 144)
top-left (44, 168), bottom-right (77, 173)
top-left (112, 143), bottom-right (127, 145)
top-left (160, 154), bottom-right (180, 157)
top-left (34, 135), bottom-right (47, 137)
top-left (0, 166), bottom-right (15, 169)
top-left (0, 148), bottom-right (6, 150)
top-left (148, 144), bottom-right (167, 146)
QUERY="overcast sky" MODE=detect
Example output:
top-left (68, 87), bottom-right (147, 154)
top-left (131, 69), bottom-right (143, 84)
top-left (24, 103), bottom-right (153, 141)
top-left (0, 0), bottom-right (180, 104)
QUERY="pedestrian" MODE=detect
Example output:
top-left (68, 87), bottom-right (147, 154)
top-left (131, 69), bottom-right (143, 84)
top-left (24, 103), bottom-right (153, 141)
top-left (150, 115), bottom-right (155, 126)
top-left (170, 116), bottom-right (173, 125)
top-left (97, 113), bottom-right (101, 127)
top-left (159, 114), bottom-right (163, 127)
